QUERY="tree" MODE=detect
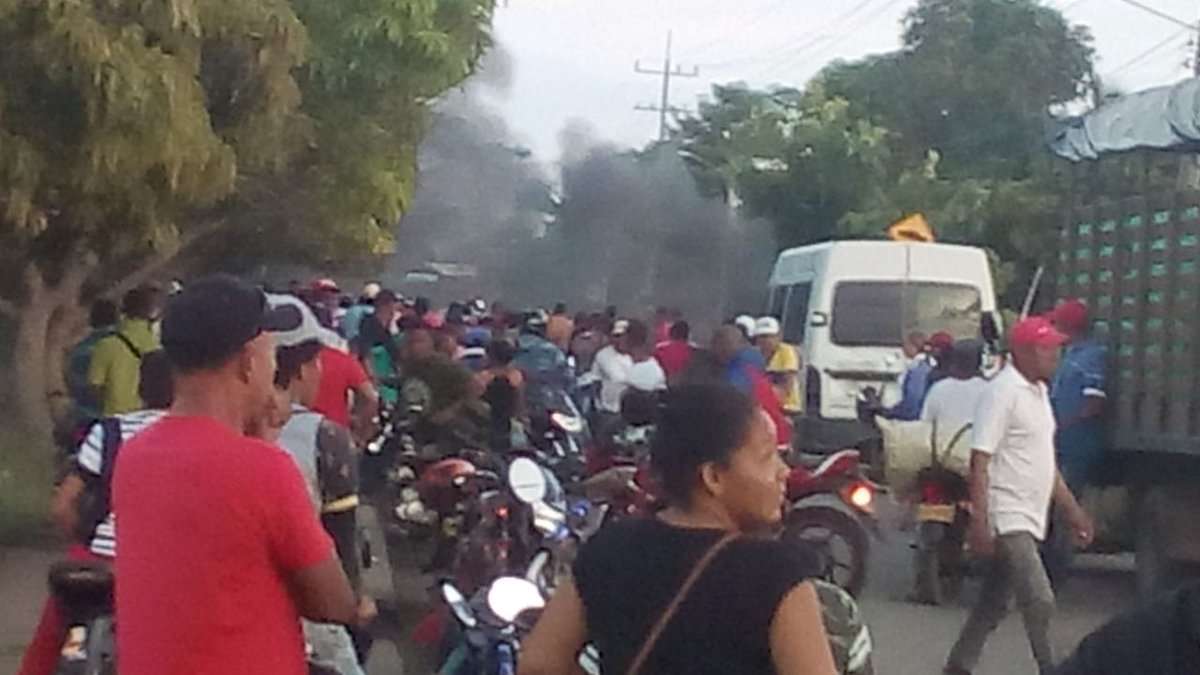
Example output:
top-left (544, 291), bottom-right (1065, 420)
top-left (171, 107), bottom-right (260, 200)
top-left (675, 84), bottom-right (892, 248)
top-left (821, 0), bottom-right (1094, 180)
top-left (0, 0), bottom-right (495, 436)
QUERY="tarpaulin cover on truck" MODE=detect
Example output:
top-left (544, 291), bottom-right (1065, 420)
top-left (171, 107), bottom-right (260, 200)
top-left (1049, 77), bottom-right (1200, 161)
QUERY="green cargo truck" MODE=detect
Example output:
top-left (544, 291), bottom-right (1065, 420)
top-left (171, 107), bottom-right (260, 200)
top-left (1049, 76), bottom-right (1200, 594)
top-left (1053, 191), bottom-right (1200, 594)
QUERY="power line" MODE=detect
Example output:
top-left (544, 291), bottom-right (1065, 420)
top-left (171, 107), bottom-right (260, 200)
top-left (1106, 27), bottom-right (1191, 75)
top-left (742, 0), bottom-right (883, 79)
top-left (634, 31), bottom-right (700, 141)
top-left (682, 1), bottom-right (793, 59)
top-left (1110, 0), bottom-right (1198, 31)
top-left (756, 0), bottom-right (904, 82)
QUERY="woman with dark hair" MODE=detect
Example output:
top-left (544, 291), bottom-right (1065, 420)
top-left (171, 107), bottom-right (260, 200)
top-left (520, 383), bottom-right (837, 675)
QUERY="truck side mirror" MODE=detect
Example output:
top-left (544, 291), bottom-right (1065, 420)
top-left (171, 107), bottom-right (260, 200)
top-left (981, 312), bottom-right (999, 343)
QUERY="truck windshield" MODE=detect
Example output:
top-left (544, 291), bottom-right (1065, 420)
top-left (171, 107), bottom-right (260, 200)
top-left (831, 281), bottom-right (982, 347)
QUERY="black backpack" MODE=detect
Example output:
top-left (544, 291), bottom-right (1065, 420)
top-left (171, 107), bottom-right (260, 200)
top-left (74, 417), bottom-right (123, 543)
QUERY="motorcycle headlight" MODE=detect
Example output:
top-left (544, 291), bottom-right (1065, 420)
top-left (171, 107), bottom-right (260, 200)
top-left (486, 577), bottom-right (545, 623)
top-left (551, 412), bottom-right (584, 434)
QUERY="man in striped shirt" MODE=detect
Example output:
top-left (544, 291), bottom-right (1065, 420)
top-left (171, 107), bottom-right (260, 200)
top-left (19, 350), bottom-right (173, 675)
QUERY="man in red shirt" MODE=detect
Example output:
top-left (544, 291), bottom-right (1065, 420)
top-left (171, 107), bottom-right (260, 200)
top-left (313, 345), bottom-right (379, 436)
top-left (113, 276), bottom-right (357, 675)
top-left (653, 320), bottom-right (693, 384)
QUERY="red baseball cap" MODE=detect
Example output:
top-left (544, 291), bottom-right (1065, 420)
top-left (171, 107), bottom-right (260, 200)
top-left (928, 332), bottom-right (955, 351)
top-left (1010, 316), bottom-right (1068, 349)
top-left (1050, 298), bottom-right (1089, 334)
top-left (311, 278), bottom-right (340, 293)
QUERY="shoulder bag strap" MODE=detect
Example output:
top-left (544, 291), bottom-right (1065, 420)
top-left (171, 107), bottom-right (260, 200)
top-left (114, 332), bottom-right (143, 360)
top-left (625, 533), bottom-right (738, 675)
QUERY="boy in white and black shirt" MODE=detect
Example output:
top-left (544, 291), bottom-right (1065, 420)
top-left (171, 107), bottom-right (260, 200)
top-left (20, 350), bottom-right (173, 675)
top-left (53, 350), bottom-right (174, 556)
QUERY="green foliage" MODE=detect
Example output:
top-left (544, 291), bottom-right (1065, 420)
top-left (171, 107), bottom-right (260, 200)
top-left (675, 84), bottom-right (891, 247)
top-left (0, 423), bottom-right (54, 545)
top-left (822, 0), bottom-right (1094, 179)
top-left (213, 0), bottom-right (496, 269)
top-left (0, 0), bottom-right (495, 288)
top-left (0, 0), bottom-right (308, 280)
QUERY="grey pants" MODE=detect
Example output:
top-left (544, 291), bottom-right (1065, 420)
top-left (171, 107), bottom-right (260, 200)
top-left (947, 532), bottom-right (1056, 675)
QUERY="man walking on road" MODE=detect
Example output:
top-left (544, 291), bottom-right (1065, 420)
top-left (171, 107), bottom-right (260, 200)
top-left (944, 316), bottom-right (1094, 675)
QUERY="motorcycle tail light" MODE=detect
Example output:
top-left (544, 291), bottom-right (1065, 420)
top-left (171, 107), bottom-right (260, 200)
top-left (842, 481), bottom-right (875, 514)
top-left (921, 480), bottom-right (948, 504)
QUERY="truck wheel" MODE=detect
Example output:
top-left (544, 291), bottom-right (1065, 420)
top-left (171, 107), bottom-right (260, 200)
top-left (1136, 491), bottom-right (1185, 599)
top-left (785, 507), bottom-right (870, 597)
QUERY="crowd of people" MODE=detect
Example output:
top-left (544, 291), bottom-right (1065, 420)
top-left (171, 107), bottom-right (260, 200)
top-left (29, 274), bottom-right (830, 675)
top-left (33, 271), bottom-right (1191, 675)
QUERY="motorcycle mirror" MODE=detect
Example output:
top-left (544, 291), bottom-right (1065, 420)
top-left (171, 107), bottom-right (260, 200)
top-left (486, 576), bottom-right (545, 623)
top-left (440, 582), bottom-right (477, 628)
top-left (508, 457), bottom-right (548, 504)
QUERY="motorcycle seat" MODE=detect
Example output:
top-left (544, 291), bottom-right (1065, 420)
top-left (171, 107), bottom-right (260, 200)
top-left (49, 561), bottom-right (113, 607)
top-left (808, 449), bottom-right (862, 479)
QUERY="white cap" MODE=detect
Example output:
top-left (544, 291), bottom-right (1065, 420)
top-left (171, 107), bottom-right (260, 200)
top-left (735, 315), bottom-right (756, 338)
top-left (754, 316), bottom-right (781, 338)
top-left (265, 293), bottom-right (324, 348)
top-left (361, 282), bottom-right (382, 300)
top-left (611, 319), bottom-right (630, 336)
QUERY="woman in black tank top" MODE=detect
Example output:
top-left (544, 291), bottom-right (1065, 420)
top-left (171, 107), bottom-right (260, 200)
top-left (520, 382), bottom-right (837, 675)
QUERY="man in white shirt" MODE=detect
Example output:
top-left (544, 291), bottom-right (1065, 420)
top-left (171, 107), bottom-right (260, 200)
top-left (920, 340), bottom-right (988, 452)
top-left (624, 319), bottom-right (666, 393)
top-left (945, 317), bottom-right (1094, 675)
top-left (587, 320), bottom-right (633, 427)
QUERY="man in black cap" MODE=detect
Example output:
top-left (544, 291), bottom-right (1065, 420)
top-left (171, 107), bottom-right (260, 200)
top-left (112, 275), bottom-right (357, 675)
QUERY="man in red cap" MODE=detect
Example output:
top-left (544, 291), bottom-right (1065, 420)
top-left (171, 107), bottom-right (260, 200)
top-left (1044, 298), bottom-right (1109, 586)
top-left (945, 316), bottom-right (1094, 675)
top-left (1048, 299), bottom-right (1108, 491)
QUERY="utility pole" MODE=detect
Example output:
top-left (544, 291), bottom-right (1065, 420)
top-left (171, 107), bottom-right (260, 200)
top-left (635, 31), bottom-right (699, 141)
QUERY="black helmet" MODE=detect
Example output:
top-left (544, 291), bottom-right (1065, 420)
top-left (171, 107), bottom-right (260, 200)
top-left (521, 309), bottom-right (549, 336)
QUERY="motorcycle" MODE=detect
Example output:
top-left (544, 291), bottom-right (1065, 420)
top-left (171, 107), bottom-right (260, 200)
top-left (437, 563), bottom-right (601, 675)
top-left (783, 449), bottom-right (879, 597)
top-left (526, 387), bottom-right (591, 481)
top-left (49, 561), bottom-right (115, 675)
top-left (911, 423), bottom-right (974, 606)
top-left (453, 453), bottom-right (605, 595)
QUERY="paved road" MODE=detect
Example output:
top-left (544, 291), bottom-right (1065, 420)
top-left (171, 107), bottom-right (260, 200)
top-left (858, 499), bottom-right (1136, 675)
top-left (364, 497), bottom-right (1139, 674)
top-left (0, 498), bottom-right (1138, 675)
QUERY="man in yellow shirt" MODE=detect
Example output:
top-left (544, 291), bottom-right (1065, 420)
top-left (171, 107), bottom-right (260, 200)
top-left (88, 285), bottom-right (163, 415)
top-left (754, 316), bottom-right (802, 415)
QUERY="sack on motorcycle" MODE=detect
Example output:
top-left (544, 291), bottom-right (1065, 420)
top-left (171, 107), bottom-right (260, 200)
top-left (878, 417), bottom-right (971, 495)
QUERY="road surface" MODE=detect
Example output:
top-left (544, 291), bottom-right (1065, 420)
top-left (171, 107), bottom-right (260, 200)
top-left (0, 498), bottom-right (1138, 674)
top-left (361, 497), bottom-right (1138, 674)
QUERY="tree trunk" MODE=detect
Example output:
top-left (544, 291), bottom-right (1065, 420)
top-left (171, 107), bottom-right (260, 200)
top-left (12, 269), bottom-right (54, 439)
top-left (9, 255), bottom-right (93, 442)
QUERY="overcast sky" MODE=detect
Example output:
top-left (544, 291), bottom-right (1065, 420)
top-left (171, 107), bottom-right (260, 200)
top-left (473, 0), bottom-right (1200, 161)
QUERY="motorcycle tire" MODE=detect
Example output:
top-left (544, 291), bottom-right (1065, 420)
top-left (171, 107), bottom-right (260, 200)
top-left (913, 522), bottom-right (947, 606)
top-left (784, 506), bottom-right (869, 598)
